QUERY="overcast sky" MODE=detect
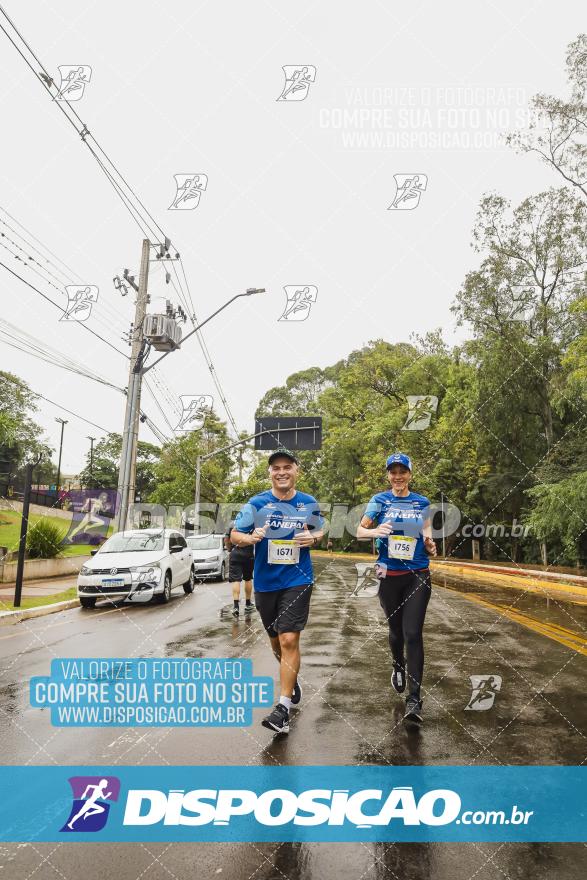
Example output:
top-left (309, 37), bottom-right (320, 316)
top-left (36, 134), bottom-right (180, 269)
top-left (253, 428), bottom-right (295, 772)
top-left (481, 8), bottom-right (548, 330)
top-left (0, 0), bottom-right (582, 477)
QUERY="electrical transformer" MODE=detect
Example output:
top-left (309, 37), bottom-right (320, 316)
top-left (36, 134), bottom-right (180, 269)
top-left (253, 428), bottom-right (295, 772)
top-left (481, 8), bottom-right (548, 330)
top-left (143, 314), bottom-right (182, 351)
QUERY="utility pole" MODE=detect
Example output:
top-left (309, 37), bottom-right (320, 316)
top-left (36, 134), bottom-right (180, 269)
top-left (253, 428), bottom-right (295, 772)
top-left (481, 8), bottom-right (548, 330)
top-left (55, 417), bottom-right (67, 500)
top-left (440, 491), bottom-right (447, 558)
top-left (87, 436), bottom-right (96, 488)
top-left (14, 454), bottom-right (42, 608)
top-left (115, 280), bottom-right (265, 532)
top-left (116, 239), bottom-right (150, 532)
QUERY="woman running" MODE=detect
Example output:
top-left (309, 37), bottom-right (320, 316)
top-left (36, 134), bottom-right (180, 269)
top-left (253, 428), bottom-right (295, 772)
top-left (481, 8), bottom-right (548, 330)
top-left (358, 452), bottom-right (437, 723)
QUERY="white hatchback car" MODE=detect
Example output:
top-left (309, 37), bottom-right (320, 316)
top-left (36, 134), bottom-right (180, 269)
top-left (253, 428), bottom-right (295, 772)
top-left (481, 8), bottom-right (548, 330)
top-left (77, 528), bottom-right (195, 608)
top-left (185, 533), bottom-right (228, 581)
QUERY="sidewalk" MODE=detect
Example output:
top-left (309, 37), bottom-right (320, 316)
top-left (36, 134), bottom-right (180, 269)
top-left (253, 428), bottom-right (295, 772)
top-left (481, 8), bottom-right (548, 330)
top-left (0, 574), bottom-right (77, 599)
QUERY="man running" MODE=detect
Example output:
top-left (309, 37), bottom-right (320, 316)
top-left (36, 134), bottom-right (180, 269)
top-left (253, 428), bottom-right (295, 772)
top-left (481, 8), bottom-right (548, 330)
top-left (231, 449), bottom-right (323, 734)
top-left (224, 521), bottom-right (254, 617)
top-left (358, 452), bottom-right (436, 724)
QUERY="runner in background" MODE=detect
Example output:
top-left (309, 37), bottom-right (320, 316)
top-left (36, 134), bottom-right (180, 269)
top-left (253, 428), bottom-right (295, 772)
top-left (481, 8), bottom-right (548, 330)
top-left (224, 521), bottom-right (254, 617)
top-left (358, 452), bottom-right (437, 723)
top-left (231, 449), bottom-right (324, 734)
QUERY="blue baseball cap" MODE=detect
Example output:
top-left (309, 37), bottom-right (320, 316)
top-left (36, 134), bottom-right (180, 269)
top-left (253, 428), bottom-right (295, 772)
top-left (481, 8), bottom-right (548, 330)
top-left (386, 452), bottom-right (412, 471)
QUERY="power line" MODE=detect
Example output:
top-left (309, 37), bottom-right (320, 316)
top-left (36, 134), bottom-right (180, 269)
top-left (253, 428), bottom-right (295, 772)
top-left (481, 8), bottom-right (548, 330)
top-left (149, 366), bottom-right (182, 416)
top-left (0, 203), bottom-right (82, 282)
top-left (0, 6), bottom-right (168, 246)
top-left (0, 326), bottom-right (124, 393)
top-left (0, 220), bottom-right (68, 291)
top-left (0, 203), bottom-right (132, 331)
top-left (0, 316), bottom-right (124, 388)
top-left (144, 377), bottom-right (178, 436)
top-left (2, 374), bottom-right (112, 433)
top-left (167, 254), bottom-right (240, 435)
top-left (0, 233), bottom-right (128, 343)
top-left (0, 257), bottom-right (129, 358)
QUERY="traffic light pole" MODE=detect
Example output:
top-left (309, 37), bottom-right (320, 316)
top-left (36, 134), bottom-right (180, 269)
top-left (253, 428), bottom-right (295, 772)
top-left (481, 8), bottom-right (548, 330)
top-left (116, 239), bottom-right (150, 532)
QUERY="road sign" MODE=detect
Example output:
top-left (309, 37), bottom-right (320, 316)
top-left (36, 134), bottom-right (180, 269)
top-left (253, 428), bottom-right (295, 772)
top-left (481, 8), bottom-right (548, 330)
top-left (254, 416), bottom-right (322, 451)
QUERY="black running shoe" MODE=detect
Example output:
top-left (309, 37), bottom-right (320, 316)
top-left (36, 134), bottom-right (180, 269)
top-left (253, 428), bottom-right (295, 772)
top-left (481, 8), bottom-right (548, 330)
top-left (291, 680), bottom-right (302, 706)
top-left (231, 606), bottom-right (239, 618)
top-left (262, 703), bottom-right (290, 734)
top-left (244, 603), bottom-right (254, 614)
top-left (403, 696), bottom-right (423, 723)
top-left (391, 662), bottom-right (406, 694)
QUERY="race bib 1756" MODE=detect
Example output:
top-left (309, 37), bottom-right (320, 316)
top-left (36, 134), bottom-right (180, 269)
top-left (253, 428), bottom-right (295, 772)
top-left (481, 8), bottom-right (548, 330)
top-left (387, 535), bottom-right (417, 560)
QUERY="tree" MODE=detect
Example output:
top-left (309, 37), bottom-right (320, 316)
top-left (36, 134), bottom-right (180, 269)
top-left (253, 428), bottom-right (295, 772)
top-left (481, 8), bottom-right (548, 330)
top-left (147, 413), bottom-right (231, 508)
top-left (0, 371), bottom-right (49, 488)
top-left (453, 188), bottom-right (586, 452)
top-left (508, 35), bottom-right (587, 200)
top-left (78, 433), bottom-right (160, 499)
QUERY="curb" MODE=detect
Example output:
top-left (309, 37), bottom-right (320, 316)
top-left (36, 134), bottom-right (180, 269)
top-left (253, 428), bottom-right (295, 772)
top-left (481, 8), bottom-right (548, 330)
top-left (432, 559), bottom-right (587, 584)
top-left (0, 599), bottom-right (79, 626)
top-left (432, 562), bottom-right (587, 599)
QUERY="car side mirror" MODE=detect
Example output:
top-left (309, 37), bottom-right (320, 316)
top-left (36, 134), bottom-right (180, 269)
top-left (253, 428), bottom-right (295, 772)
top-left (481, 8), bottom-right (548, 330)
top-left (170, 545), bottom-right (182, 553)
top-left (90, 549), bottom-right (98, 556)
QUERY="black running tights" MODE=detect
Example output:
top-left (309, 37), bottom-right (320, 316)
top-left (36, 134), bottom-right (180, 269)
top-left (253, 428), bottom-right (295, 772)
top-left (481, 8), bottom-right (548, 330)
top-left (378, 569), bottom-right (431, 698)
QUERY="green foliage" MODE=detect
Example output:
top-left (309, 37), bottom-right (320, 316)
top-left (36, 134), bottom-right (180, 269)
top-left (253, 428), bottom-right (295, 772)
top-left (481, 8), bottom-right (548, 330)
top-left (26, 517), bottom-right (66, 559)
top-left (507, 34), bottom-right (587, 198)
top-left (78, 433), bottom-right (160, 498)
top-left (526, 472), bottom-right (587, 564)
top-left (147, 412), bottom-right (231, 508)
top-left (0, 372), bottom-right (48, 484)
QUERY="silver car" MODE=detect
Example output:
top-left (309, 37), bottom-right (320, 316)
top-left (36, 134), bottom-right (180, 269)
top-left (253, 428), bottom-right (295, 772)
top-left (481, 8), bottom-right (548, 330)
top-left (186, 533), bottom-right (228, 581)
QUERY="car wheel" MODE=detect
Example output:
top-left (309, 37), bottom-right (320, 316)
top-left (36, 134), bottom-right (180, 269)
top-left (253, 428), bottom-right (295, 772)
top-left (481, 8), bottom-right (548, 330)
top-left (157, 572), bottom-right (172, 604)
top-left (79, 597), bottom-right (96, 609)
top-left (183, 566), bottom-right (195, 594)
top-left (219, 562), bottom-right (226, 582)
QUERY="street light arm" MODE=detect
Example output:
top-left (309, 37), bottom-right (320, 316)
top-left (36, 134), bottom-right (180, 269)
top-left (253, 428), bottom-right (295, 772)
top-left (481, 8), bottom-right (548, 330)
top-left (143, 288), bottom-right (265, 374)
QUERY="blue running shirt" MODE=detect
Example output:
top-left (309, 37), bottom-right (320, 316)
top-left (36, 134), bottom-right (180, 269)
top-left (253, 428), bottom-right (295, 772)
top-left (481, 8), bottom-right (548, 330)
top-left (364, 491), bottom-right (431, 573)
top-left (234, 490), bottom-right (323, 592)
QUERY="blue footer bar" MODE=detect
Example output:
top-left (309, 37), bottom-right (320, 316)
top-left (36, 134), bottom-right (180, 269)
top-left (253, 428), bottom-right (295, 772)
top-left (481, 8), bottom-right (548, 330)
top-left (0, 766), bottom-right (584, 842)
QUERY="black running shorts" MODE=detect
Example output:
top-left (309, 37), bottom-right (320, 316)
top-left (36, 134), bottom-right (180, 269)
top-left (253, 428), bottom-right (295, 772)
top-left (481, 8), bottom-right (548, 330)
top-left (254, 584), bottom-right (313, 637)
top-left (229, 549), bottom-right (254, 583)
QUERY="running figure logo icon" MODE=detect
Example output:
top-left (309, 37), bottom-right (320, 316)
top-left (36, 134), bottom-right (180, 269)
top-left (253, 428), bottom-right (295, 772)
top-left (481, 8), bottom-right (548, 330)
top-left (507, 284), bottom-right (534, 322)
top-left (352, 563), bottom-right (385, 598)
top-left (388, 174), bottom-right (428, 210)
top-left (402, 395), bottom-right (439, 431)
top-left (60, 286), bottom-right (99, 322)
top-left (175, 395), bottom-right (213, 431)
top-left (465, 674), bottom-right (502, 711)
top-left (279, 286), bottom-right (318, 322)
top-left (168, 174), bottom-right (208, 210)
top-left (277, 66), bottom-right (317, 101)
top-left (56, 66), bottom-right (92, 101)
top-left (61, 776), bottom-right (120, 832)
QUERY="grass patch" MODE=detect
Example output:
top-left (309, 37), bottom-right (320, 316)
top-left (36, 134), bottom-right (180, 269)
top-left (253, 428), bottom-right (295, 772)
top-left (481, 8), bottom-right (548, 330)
top-left (0, 509), bottom-right (113, 558)
top-left (0, 586), bottom-right (77, 612)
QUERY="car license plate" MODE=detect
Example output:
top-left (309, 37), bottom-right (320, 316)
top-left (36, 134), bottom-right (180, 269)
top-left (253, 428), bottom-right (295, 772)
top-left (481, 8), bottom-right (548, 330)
top-left (101, 577), bottom-right (124, 587)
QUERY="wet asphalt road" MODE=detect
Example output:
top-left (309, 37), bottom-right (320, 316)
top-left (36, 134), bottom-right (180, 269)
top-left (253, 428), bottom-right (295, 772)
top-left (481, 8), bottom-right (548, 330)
top-left (0, 556), bottom-right (586, 879)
